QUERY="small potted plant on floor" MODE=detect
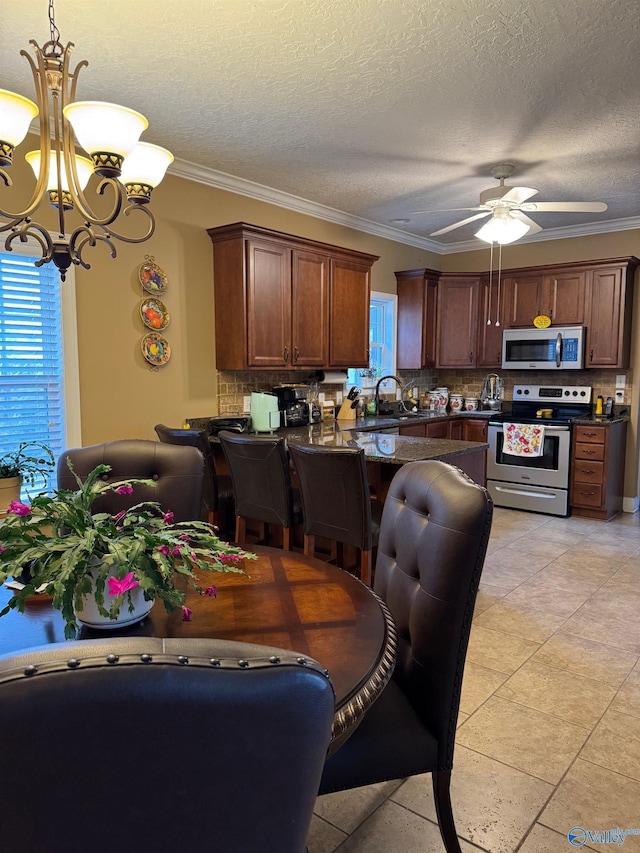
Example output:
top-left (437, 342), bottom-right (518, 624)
top-left (0, 460), bottom-right (256, 638)
top-left (0, 441), bottom-right (55, 511)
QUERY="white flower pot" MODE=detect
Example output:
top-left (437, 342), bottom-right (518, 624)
top-left (74, 569), bottom-right (154, 629)
top-left (0, 476), bottom-right (22, 513)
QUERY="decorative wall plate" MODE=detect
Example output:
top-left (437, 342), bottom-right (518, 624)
top-left (139, 260), bottom-right (168, 294)
top-left (141, 333), bottom-right (171, 366)
top-left (140, 297), bottom-right (170, 331)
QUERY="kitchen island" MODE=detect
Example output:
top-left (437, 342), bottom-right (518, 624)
top-left (205, 411), bottom-right (488, 502)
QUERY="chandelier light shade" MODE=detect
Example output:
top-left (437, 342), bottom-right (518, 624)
top-left (118, 142), bottom-right (175, 204)
top-left (0, 90), bottom-right (39, 156)
top-left (0, 1), bottom-right (172, 280)
top-left (475, 209), bottom-right (530, 244)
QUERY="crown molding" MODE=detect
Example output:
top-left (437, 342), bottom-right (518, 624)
top-left (168, 158), bottom-right (444, 252)
top-left (169, 158), bottom-right (640, 256)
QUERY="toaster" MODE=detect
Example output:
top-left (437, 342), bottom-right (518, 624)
top-left (208, 416), bottom-right (249, 436)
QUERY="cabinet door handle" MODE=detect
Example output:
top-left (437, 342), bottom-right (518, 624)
top-left (582, 449), bottom-right (596, 455)
top-left (579, 490), bottom-right (595, 496)
top-left (294, 346), bottom-right (300, 362)
top-left (470, 351), bottom-right (473, 362)
top-left (590, 349), bottom-right (594, 363)
top-left (581, 469), bottom-right (595, 475)
top-left (582, 431), bottom-right (597, 437)
top-left (284, 346), bottom-right (289, 363)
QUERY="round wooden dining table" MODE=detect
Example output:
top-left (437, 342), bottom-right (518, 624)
top-left (0, 545), bottom-right (397, 751)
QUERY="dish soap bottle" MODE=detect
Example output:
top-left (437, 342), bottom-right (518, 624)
top-left (595, 395), bottom-right (603, 416)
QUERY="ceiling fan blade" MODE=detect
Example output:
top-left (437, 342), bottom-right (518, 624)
top-left (501, 186), bottom-right (539, 204)
top-left (511, 211), bottom-right (543, 234)
top-left (410, 207), bottom-right (483, 215)
top-left (525, 201), bottom-right (608, 212)
top-left (430, 212), bottom-right (491, 237)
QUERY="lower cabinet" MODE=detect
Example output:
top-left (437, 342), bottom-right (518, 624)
top-left (462, 418), bottom-right (488, 443)
top-left (398, 417), bottom-right (486, 441)
top-left (570, 421), bottom-right (627, 520)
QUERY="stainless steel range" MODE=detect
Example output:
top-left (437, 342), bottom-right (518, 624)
top-left (487, 384), bottom-right (592, 516)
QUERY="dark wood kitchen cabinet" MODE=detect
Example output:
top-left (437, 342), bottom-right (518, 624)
top-left (208, 222), bottom-right (378, 370)
top-left (504, 270), bottom-right (585, 327)
top-left (462, 418), bottom-right (488, 443)
top-left (395, 268), bottom-right (438, 369)
top-left (477, 274), bottom-right (507, 368)
top-left (570, 421), bottom-right (627, 520)
top-left (436, 274), bottom-right (480, 367)
top-left (585, 260), bottom-right (638, 368)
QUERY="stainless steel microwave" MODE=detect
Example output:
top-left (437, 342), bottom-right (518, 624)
top-left (502, 326), bottom-right (585, 370)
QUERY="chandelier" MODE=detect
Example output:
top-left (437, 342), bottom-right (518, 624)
top-left (0, 0), bottom-right (173, 280)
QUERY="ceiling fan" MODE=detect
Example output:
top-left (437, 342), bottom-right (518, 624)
top-left (413, 164), bottom-right (608, 244)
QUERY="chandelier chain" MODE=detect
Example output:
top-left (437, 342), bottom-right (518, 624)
top-left (48, 0), bottom-right (61, 50)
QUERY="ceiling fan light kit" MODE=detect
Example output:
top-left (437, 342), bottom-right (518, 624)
top-left (423, 163), bottom-right (607, 245)
top-left (0, 0), bottom-right (173, 280)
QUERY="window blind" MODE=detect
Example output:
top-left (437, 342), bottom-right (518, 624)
top-left (0, 252), bottom-right (65, 494)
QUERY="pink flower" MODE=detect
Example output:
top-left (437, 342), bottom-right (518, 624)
top-left (179, 534), bottom-right (190, 541)
top-left (113, 510), bottom-right (126, 522)
top-left (163, 511), bottom-right (174, 524)
top-left (107, 572), bottom-right (139, 596)
top-left (172, 545), bottom-right (182, 557)
top-left (204, 585), bottom-right (217, 597)
top-left (219, 553), bottom-right (243, 564)
top-left (157, 545), bottom-right (170, 556)
top-left (7, 501), bottom-right (30, 516)
top-left (115, 485), bottom-right (134, 496)
top-left (0, 546), bottom-right (5, 554)
top-left (191, 552), bottom-right (198, 561)
top-left (181, 606), bottom-right (193, 622)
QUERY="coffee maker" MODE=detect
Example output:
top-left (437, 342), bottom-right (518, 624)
top-left (272, 385), bottom-right (309, 427)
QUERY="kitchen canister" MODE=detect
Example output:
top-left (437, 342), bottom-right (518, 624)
top-left (434, 387), bottom-right (449, 412)
top-left (464, 397), bottom-right (479, 412)
top-left (449, 394), bottom-right (464, 412)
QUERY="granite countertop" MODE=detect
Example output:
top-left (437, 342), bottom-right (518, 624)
top-left (285, 426), bottom-right (486, 466)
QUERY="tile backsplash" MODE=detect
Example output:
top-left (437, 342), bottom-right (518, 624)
top-left (202, 367), bottom-right (631, 419)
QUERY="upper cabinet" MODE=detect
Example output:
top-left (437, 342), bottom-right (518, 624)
top-left (585, 260), bottom-right (638, 367)
top-left (504, 270), bottom-right (585, 327)
top-left (209, 223), bottom-right (378, 370)
top-left (395, 268), bottom-right (438, 369)
top-left (436, 274), bottom-right (480, 368)
top-left (395, 256), bottom-right (638, 371)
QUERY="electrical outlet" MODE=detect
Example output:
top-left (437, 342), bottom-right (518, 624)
top-left (336, 391), bottom-right (343, 405)
top-left (243, 396), bottom-right (251, 412)
top-left (615, 374), bottom-right (626, 388)
top-left (615, 390), bottom-right (625, 404)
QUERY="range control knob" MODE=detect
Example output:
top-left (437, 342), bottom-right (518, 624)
top-left (564, 390), bottom-right (570, 395)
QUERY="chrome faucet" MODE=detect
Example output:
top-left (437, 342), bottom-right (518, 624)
top-left (374, 375), bottom-right (409, 416)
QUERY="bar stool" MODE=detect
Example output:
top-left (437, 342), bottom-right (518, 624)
top-left (288, 443), bottom-right (380, 586)
top-left (154, 424), bottom-right (234, 536)
top-left (218, 431), bottom-right (302, 549)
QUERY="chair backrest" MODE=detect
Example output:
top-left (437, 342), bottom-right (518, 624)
top-left (154, 423), bottom-right (218, 514)
top-left (288, 443), bottom-right (373, 551)
top-left (374, 460), bottom-right (492, 767)
top-left (57, 439), bottom-right (203, 523)
top-left (0, 637), bottom-right (335, 853)
top-left (218, 431), bottom-right (295, 528)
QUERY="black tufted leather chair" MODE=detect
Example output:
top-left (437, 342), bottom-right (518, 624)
top-left (154, 424), bottom-right (235, 536)
top-left (218, 431), bottom-right (302, 549)
top-left (288, 443), bottom-right (381, 586)
top-left (57, 439), bottom-right (204, 523)
top-left (319, 460), bottom-right (493, 853)
top-left (0, 637), bottom-right (335, 853)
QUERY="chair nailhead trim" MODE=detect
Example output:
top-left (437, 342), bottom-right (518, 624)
top-left (210, 658), bottom-right (221, 666)
top-left (268, 655), bottom-right (281, 664)
top-left (238, 659), bottom-right (249, 668)
top-left (66, 658), bottom-right (80, 669)
top-left (106, 654), bottom-right (119, 664)
top-left (177, 655), bottom-right (189, 664)
top-left (23, 665), bottom-right (37, 677)
top-left (296, 657), bottom-right (308, 666)
top-left (140, 654), bottom-right (153, 662)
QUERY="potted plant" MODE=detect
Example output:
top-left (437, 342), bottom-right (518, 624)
top-left (0, 460), bottom-right (256, 638)
top-left (0, 441), bottom-right (55, 509)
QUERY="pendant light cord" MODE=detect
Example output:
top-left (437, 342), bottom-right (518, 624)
top-left (496, 242), bottom-right (502, 327)
top-left (487, 241), bottom-right (493, 325)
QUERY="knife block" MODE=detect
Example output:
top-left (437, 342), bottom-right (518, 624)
top-left (337, 399), bottom-right (358, 420)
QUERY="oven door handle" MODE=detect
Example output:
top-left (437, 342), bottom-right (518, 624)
top-left (489, 422), bottom-right (570, 432)
top-left (555, 332), bottom-right (562, 368)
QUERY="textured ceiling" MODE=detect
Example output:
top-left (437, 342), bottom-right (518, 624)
top-left (1, 0), bottom-right (639, 251)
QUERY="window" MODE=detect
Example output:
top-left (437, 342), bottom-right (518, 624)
top-left (347, 291), bottom-right (397, 391)
top-left (0, 248), bottom-right (81, 494)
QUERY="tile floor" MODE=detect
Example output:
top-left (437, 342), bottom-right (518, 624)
top-left (309, 507), bottom-right (640, 852)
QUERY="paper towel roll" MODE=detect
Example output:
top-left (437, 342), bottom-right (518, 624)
top-left (317, 371), bottom-right (347, 385)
